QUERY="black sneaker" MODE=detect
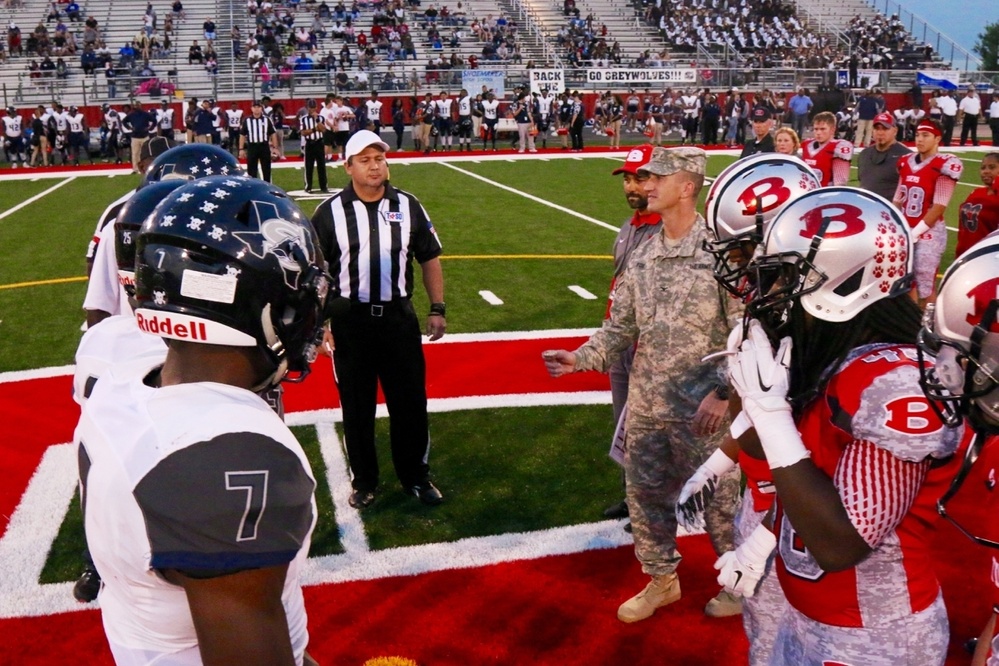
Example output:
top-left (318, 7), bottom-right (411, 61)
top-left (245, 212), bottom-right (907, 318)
top-left (408, 481), bottom-right (443, 506)
top-left (348, 489), bottom-right (376, 509)
top-left (603, 500), bottom-right (629, 519)
top-left (73, 566), bottom-right (101, 602)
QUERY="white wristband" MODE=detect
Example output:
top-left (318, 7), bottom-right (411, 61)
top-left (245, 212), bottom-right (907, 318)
top-left (703, 447), bottom-right (737, 477)
top-left (742, 523), bottom-right (777, 561)
top-left (745, 403), bottom-right (811, 469)
top-left (730, 410), bottom-right (752, 439)
top-left (911, 219), bottom-right (930, 240)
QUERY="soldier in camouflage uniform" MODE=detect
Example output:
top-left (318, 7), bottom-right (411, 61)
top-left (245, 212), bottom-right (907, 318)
top-left (544, 146), bottom-right (742, 623)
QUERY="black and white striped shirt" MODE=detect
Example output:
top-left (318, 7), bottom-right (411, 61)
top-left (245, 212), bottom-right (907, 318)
top-left (299, 114), bottom-right (324, 143)
top-left (240, 114), bottom-right (274, 144)
top-left (311, 183), bottom-right (442, 303)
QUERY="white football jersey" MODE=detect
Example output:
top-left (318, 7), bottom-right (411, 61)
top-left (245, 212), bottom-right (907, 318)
top-left (83, 219), bottom-right (131, 317)
top-left (458, 95), bottom-right (471, 116)
top-left (225, 108), bottom-right (243, 129)
top-left (3, 115), bottom-right (22, 136)
top-left (53, 111), bottom-right (69, 131)
top-left (68, 112), bottom-right (86, 133)
top-left (104, 111), bottom-right (121, 132)
top-left (156, 108), bottom-right (174, 130)
top-left (365, 99), bottom-right (383, 121)
top-left (482, 99), bottom-right (499, 120)
top-left (76, 355), bottom-right (315, 664)
top-left (73, 314), bottom-right (166, 406)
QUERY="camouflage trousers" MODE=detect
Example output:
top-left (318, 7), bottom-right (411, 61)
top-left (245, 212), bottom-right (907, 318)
top-left (735, 490), bottom-right (786, 666)
top-left (624, 415), bottom-right (740, 577)
top-left (770, 592), bottom-right (948, 666)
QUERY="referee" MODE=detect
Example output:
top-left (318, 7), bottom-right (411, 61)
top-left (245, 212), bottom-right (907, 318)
top-left (239, 100), bottom-right (278, 182)
top-left (299, 99), bottom-right (328, 193)
top-left (311, 129), bottom-right (446, 509)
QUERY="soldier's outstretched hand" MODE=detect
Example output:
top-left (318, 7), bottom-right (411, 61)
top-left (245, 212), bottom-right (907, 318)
top-left (542, 350), bottom-right (576, 378)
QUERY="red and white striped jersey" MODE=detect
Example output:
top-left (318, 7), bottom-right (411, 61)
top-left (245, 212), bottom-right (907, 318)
top-left (774, 343), bottom-right (962, 628)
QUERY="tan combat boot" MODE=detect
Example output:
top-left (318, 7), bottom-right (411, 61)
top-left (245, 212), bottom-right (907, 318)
top-left (704, 589), bottom-right (743, 618)
top-left (616, 573), bottom-right (681, 623)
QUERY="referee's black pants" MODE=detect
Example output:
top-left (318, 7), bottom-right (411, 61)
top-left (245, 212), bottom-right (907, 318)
top-left (331, 299), bottom-right (431, 493)
top-left (246, 142), bottom-right (272, 182)
top-left (570, 120), bottom-right (584, 150)
top-left (303, 140), bottom-right (327, 191)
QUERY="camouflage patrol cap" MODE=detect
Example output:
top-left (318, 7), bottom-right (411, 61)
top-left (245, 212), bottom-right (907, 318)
top-left (639, 146), bottom-right (706, 177)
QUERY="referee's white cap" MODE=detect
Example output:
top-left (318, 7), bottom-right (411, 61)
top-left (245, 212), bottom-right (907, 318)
top-left (345, 130), bottom-right (390, 160)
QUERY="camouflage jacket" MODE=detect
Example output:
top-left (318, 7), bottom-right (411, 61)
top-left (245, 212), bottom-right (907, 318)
top-left (575, 214), bottom-right (741, 422)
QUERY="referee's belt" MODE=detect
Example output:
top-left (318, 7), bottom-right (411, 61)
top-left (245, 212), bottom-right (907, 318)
top-left (351, 299), bottom-right (409, 317)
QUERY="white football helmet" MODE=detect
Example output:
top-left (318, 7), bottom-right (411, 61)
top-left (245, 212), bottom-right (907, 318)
top-left (703, 153), bottom-right (820, 297)
top-left (918, 232), bottom-right (999, 430)
top-left (747, 186), bottom-right (913, 328)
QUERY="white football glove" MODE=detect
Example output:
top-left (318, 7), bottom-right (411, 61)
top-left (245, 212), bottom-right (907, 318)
top-left (728, 320), bottom-right (809, 469)
top-left (911, 219), bottom-right (930, 243)
top-left (676, 448), bottom-right (736, 531)
top-left (714, 523), bottom-right (777, 598)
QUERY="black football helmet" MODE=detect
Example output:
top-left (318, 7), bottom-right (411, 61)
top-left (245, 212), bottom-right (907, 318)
top-left (141, 143), bottom-right (242, 187)
top-left (6, 106), bottom-right (15, 116)
top-left (134, 176), bottom-right (330, 388)
top-left (114, 180), bottom-right (188, 296)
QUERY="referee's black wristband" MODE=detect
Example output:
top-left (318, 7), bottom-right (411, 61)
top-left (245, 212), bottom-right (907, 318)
top-left (429, 302), bottom-right (446, 317)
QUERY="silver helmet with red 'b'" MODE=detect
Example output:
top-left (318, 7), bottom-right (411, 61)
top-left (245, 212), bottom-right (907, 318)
top-left (918, 233), bottom-right (999, 430)
top-left (747, 186), bottom-right (913, 330)
top-left (703, 153), bottom-right (820, 298)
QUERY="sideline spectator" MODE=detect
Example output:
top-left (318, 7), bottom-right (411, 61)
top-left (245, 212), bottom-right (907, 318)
top-left (123, 101), bottom-right (155, 172)
top-left (958, 87), bottom-right (982, 147)
top-left (740, 106), bottom-right (775, 157)
top-left (857, 111), bottom-right (911, 201)
top-left (787, 88), bottom-right (812, 139)
top-left (936, 90), bottom-right (958, 145)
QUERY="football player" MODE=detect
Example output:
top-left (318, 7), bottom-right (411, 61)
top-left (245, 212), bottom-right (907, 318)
top-left (800, 111), bottom-right (854, 187)
top-left (954, 152), bottom-right (999, 259)
top-left (917, 232), bottom-right (999, 666)
top-left (2, 106), bottom-right (28, 168)
top-left (678, 153), bottom-right (819, 664)
top-left (75, 176), bottom-right (328, 665)
top-left (71, 180), bottom-right (184, 602)
top-left (723, 187), bottom-right (962, 665)
top-left (66, 105), bottom-right (90, 166)
top-left (892, 119), bottom-right (964, 307)
top-left (84, 143), bottom-right (241, 325)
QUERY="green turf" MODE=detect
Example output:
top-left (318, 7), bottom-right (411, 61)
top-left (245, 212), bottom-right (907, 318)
top-left (343, 404), bottom-right (620, 551)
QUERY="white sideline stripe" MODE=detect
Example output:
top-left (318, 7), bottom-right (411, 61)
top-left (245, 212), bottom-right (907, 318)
top-left (0, 330), bottom-right (600, 384)
top-left (439, 161), bottom-right (620, 232)
top-left (300, 519), bottom-right (638, 586)
top-left (568, 285), bottom-right (598, 300)
top-left (0, 177), bottom-right (76, 222)
top-left (0, 443), bottom-right (81, 618)
top-left (479, 289), bottom-right (504, 305)
top-left (315, 421), bottom-right (370, 555)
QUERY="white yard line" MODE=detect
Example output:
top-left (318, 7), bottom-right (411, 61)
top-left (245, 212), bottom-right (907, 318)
top-left (478, 290), bottom-right (505, 305)
top-left (0, 177), bottom-right (77, 222)
top-left (568, 285), bottom-right (598, 299)
top-left (439, 161), bottom-right (620, 232)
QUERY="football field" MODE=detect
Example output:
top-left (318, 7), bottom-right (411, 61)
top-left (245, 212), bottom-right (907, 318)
top-left (0, 148), bottom-right (992, 664)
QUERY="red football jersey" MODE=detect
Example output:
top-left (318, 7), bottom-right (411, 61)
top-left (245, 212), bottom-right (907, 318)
top-left (956, 187), bottom-right (999, 258)
top-left (774, 344), bottom-right (961, 628)
top-left (801, 138), bottom-right (853, 187)
top-left (895, 153), bottom-right (964, 227)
